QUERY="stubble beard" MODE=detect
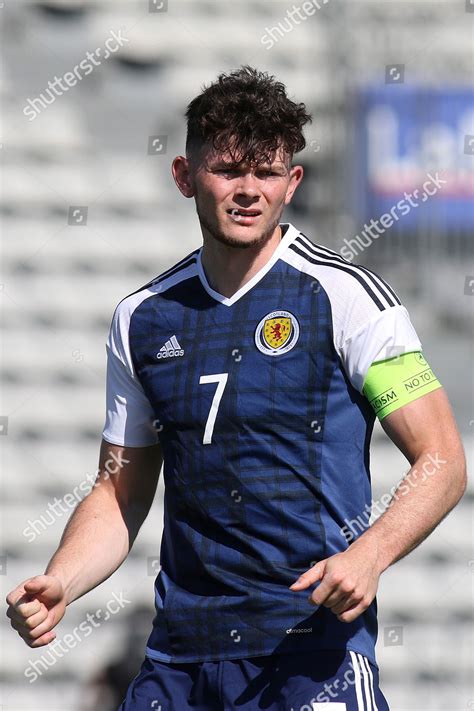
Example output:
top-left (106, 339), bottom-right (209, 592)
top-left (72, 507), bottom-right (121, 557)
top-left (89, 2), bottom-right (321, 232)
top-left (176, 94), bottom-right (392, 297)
top-left (195, 195), bottom-right (282, 250)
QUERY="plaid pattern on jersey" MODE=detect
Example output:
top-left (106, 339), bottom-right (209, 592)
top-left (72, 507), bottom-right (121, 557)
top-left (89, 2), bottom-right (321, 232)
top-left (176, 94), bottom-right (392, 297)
top-left (128, 234), bottom-right (379, 664)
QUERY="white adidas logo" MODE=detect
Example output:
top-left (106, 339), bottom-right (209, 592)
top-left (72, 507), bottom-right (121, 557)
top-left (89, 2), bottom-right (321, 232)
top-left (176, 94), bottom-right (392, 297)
top-left (156, 335), bottom-right (184, 359)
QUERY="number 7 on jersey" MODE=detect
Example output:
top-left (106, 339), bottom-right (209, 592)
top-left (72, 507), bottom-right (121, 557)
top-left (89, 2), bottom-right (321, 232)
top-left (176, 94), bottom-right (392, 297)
top-left (199, 373), bottom-right (228, 444)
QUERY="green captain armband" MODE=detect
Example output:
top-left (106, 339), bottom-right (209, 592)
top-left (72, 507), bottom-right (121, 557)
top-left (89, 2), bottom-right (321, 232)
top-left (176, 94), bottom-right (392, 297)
top-left (362, 351), bottom-right (442, 420)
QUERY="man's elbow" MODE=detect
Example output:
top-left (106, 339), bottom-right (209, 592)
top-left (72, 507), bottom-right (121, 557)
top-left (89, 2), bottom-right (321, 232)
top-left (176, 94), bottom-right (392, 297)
top-left (423, 437), bottom-right (467, 510)
top-left (455, 452), bottom-right (468, 502)
top-left (445, 442), bottom-right (468, 507)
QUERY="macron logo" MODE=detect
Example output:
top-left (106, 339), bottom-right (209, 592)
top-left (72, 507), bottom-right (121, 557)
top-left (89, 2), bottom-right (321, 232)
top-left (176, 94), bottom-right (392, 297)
top-left (156, 335), bottom-right (184, 359)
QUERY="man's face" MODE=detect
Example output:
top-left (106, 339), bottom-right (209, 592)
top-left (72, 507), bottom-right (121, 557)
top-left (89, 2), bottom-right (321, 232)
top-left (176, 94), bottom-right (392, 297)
top-left (179, 142), bottom-right (303, 249)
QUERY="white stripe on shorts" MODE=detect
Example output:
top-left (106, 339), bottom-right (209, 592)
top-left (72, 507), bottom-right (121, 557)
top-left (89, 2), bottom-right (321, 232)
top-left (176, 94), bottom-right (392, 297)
top-left (360, 654), bottom-right (378, 711)
top-left (349, 651), bottom-right (365, 710)
top-left (357, 653), bottom-right (373, 711)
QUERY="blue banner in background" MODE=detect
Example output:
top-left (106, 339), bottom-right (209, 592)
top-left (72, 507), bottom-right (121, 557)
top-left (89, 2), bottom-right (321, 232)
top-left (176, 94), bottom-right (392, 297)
top-left (354, 86), bottom-right (474, 230)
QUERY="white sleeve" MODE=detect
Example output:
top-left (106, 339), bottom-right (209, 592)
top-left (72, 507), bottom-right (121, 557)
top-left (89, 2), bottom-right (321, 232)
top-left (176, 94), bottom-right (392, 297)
top-left (281, 241), bottom-right (422, 394)
top-left (339, 304), bottom-right (422, 393)
top-left (102, 298), bottom-right (160, 447)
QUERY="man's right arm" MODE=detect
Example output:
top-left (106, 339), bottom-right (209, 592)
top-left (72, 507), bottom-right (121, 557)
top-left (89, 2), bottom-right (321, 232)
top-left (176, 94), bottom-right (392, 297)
top-left (5, 438), bottom-right (162, 648)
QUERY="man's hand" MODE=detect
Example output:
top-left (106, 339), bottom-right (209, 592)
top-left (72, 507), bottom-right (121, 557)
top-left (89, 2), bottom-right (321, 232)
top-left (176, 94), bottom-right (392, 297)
top-left (6, 574), bottom-right (67, 647)
top-left (288, 537), bottom-right (382, 623)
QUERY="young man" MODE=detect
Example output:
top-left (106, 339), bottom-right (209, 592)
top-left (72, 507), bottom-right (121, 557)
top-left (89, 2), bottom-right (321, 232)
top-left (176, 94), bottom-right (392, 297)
top-left (6, 66), bottom-right (466, 711)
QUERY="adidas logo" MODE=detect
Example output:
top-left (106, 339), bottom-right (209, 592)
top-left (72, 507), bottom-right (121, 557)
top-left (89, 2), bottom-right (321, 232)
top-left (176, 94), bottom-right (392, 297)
top-left (156, 335), bottom-right (184, 359)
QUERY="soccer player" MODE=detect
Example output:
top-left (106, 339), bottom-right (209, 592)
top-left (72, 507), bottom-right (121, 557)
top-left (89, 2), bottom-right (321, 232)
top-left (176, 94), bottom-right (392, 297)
top-left (6, 66), bottom-right (466, 710)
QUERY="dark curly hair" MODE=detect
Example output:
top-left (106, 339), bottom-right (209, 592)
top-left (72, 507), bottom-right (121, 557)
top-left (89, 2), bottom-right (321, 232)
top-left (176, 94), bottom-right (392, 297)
top-left (185, 65), bottom-right (312, 167)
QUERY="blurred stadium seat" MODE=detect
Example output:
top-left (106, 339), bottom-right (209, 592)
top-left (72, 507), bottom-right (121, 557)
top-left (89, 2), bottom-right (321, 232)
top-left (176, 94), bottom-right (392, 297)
top-left (1, 2), bottom-right (472, 709)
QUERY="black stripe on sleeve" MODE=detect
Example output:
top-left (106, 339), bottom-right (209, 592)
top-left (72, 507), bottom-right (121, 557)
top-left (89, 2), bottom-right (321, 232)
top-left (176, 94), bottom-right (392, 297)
top-left (297, 235), bottom-right (398, 308)
top-left (289, 242), bottom-right (386, 311)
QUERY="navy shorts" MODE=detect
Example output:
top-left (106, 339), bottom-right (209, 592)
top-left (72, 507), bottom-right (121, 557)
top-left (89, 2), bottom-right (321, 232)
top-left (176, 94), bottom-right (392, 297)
top-left (117, 649), bottom-right (390, 710)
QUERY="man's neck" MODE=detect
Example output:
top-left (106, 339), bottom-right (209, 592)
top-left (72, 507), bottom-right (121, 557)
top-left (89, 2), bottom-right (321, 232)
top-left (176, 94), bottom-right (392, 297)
top-left (200, 224), bottom-right (282, 299)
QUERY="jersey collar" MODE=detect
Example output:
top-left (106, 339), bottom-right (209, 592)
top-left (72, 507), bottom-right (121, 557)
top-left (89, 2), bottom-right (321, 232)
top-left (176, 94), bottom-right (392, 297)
top-left (196, 222), bottom-right (301, 307)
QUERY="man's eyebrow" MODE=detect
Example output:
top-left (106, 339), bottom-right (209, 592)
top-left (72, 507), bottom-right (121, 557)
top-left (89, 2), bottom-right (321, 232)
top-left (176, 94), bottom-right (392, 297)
top-left (211, 161), bottom-right (241, 169)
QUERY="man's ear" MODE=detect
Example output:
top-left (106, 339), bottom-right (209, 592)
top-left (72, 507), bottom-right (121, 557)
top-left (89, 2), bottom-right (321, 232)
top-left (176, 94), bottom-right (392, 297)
top-left (172, 156), bottom-right (195, 198)
top-left (284, 164), bottom-right (304, 205)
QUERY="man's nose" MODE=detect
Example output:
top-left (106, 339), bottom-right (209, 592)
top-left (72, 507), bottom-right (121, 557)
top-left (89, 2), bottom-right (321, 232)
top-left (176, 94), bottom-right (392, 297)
top-left (234, 173), bottom-right (260, 198)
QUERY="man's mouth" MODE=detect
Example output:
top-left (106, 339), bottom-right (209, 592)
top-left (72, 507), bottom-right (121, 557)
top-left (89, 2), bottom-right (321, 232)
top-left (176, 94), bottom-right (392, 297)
top-left (227, 208), bottom-right (262, 223)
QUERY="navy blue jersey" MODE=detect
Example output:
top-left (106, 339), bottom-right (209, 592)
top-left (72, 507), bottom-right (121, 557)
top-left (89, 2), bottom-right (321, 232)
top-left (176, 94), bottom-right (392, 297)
top-left (103, 222), bottom-right (421, 665)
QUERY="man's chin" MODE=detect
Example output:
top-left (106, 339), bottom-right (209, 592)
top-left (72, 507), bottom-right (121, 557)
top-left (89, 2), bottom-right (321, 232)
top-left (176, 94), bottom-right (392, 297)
top-left (217, 227), bottom-right (265, 249)
top-left (212, 218), bottom-right (279, 249)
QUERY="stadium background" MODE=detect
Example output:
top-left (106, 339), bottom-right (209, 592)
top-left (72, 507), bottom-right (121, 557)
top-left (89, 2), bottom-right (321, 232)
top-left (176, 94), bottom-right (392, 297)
top-left (1, 1), bottom-right (472, 709)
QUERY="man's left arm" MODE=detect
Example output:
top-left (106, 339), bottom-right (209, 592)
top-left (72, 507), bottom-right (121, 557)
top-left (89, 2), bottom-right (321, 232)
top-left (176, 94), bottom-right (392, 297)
top-left (289, 386), bottom-right (467, 622)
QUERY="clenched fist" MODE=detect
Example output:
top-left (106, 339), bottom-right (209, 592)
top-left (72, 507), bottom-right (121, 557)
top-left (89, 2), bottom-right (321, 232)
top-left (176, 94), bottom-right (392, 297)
top-left (6, 575), bottom-right (67, 648)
